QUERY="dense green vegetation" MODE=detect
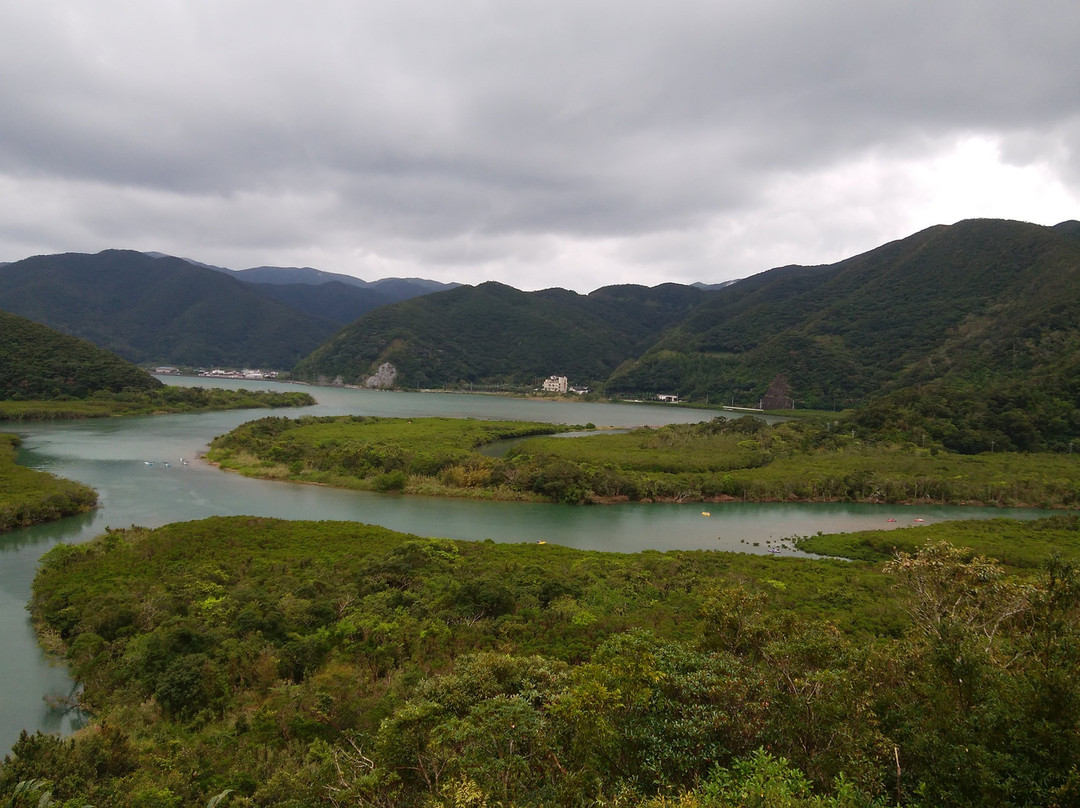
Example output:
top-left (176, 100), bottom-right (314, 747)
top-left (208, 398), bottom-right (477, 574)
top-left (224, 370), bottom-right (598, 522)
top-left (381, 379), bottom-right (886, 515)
top-left (0, 434), bottom-right (97, 532)
top-left (795, 514), bottom-right (1080, 566)
top-left (8, 515), bottom-right (1080, 805)
top-left (607, 219), bottom-right (1080, 411)
top-left (291, 281), bottom-right (707, 388)
top-left (0, 309), bottom-right (162, 400)
top-left (847, 373), bottom-right (1080, 454)
top-left (206, 415), bottom-right (1080, 507)
top-left (286, 219), bottom-right (1080, 420)
top-left (514, 418), bottom-right (1080, 507)
top-left (207, 416), bottom-right (577, 497)
top-left (0, 251), bottom-right (340, 368)
top-left (0, 387), bottom-right (316, 422)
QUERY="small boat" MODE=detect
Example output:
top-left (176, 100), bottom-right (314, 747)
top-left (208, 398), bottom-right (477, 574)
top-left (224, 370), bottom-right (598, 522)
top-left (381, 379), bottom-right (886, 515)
top-left (886, 517), bottom-right (896, 523)
top-left (701, 511), bottom-right (711, 517)
top-left (768, 547), bottom-right (781, 554)
top-left (914, 518), bottom-right (925, 523)
top-left (536, 540), bottom-right (547, 545)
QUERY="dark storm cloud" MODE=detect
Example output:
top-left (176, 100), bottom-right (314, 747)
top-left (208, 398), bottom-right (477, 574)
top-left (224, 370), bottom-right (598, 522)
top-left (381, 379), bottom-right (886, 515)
top-left (1, 1), bottom-right (1077, 289)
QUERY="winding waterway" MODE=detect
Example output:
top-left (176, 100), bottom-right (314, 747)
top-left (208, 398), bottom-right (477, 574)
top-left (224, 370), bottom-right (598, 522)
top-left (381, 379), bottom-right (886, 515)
top-left (0, 379), bottom-right (1057, 750)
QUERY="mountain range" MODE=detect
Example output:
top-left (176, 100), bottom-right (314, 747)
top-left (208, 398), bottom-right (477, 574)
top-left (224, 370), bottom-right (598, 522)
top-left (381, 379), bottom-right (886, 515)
top-left (607, 218), bottom-right (1080, 408)
top-left (0, 251), bottom-right (456, 368)
top-left (292, 218), bottom-right (1080, 409)
top-left (2, 219), bottom-right (1079, 414)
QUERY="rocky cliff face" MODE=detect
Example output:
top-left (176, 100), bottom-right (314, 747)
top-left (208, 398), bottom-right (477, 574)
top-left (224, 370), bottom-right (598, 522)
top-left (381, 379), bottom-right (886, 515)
top-left (364, 362), bottom-right (398, 389)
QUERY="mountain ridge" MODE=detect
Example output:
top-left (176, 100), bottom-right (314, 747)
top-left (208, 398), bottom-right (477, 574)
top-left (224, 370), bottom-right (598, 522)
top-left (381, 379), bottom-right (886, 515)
top-left (291, 280), bottom-right (709, 388)
top-left (0, 250), bottom-right (340, 368)
top-left (607, 218), bottom-right (1080, 407)
top-left (288, 218), bottom-right (1080, 411)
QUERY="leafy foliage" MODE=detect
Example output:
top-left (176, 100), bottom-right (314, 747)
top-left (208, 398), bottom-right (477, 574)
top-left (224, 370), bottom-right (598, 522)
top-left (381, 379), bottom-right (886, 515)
top-left (795, 515), bottom-right (1080, 566)
top-left (847, 374), bottom-right (1080, 454)
top-left (10, 516), bottom-right (1080, 805)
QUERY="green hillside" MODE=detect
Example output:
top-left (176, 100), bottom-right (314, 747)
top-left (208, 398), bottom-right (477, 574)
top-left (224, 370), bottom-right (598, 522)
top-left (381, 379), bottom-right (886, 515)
top-left (250, 280), bottom-right (395, 325)
top-left (607, 219), bottom-right (1080, 408)
top-left (0, 309), bottom-right (161, 399)
top-left (290, 218), bottom-right (1080, 417)
top-left (0, 250), bottom-right (340, 368)
top-left (291, 281), bottom-right (706, 387)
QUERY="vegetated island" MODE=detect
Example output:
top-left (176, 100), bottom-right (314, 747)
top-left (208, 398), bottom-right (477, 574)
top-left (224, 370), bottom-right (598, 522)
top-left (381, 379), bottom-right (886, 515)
top-left (206, 413), bottom-right (1080, 508)
top-left (10, 513), bottom-right (1080, 805)
top-left (0, 386), bottom-right (316, 422)
top-left (0, 433), bottom-right (97, 532)
top-left (206, 416), bottom-right (583, 499)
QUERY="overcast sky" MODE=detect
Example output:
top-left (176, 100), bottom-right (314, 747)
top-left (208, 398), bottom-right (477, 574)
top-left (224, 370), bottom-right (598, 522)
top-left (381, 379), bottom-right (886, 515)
top-left (2, 1), bottom-right (1078, 292)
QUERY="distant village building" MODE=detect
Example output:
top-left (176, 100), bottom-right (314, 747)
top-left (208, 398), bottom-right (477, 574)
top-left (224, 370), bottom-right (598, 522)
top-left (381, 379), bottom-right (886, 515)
top-left (197, 368), bottom-right (278, 380)
top-left (568, 385), bottom-right (589, 395)
top-left (542, 375), bottom-right (568, 394)
top-left (154, 366), bottom-right (179, 375)
top-left (657, 394), bottom-right (680, 402)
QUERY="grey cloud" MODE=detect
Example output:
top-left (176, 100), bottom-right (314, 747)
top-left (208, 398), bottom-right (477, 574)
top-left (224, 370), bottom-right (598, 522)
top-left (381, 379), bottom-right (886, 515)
top-left (1, 0), bottom-right (1077, 288)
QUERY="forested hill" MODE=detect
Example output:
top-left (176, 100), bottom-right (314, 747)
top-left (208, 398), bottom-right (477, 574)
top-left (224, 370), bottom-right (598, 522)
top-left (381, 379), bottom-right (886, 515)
top-left (606, 218), bottom-right (1080, 408)
top-left (0, 250), bottom-right (341, 368)
top-left (291, 281), bottom-right (708, 388)
top-left (0, 310), bottom-right (161, 399)
top-left (219, 265), bottom-right (459, 325)
top-left (291, 218), bottom-right (1080, 402)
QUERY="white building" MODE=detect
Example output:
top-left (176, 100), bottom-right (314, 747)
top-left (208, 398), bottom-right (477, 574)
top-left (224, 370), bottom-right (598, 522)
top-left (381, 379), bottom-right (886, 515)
top-left (542, 375), bottom-right (568, 394)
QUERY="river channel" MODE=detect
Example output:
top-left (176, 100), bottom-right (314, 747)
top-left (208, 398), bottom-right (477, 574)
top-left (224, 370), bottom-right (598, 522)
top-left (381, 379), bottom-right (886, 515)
top-left (0, 378), bottom-right (1057, 751)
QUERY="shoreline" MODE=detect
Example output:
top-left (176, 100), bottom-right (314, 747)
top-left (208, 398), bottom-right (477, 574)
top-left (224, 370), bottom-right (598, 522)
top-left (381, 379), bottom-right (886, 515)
top-left (201, 454), bottom-right (1069, 511)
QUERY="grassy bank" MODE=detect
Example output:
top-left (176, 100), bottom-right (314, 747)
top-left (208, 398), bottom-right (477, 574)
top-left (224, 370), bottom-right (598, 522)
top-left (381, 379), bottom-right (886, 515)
top-left (206, 415), bottom-right (580, 498)
top-left (0, 433), bottom-right (97, 532)
top-left (0, 386), bottom-right (315, 421)
top-left (207, 414), bottom-right (1080, 507)
top-left (794, 513), bottom-right (1080, 566)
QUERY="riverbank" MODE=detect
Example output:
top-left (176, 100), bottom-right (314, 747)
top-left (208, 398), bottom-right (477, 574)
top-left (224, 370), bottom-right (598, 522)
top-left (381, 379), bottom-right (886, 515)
top-left (0, 434), bottom-right (97, 532)
top-left (0, 386), bottom-right (316, 421)
top-left (204, 414), bottom-right (1080, 509)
